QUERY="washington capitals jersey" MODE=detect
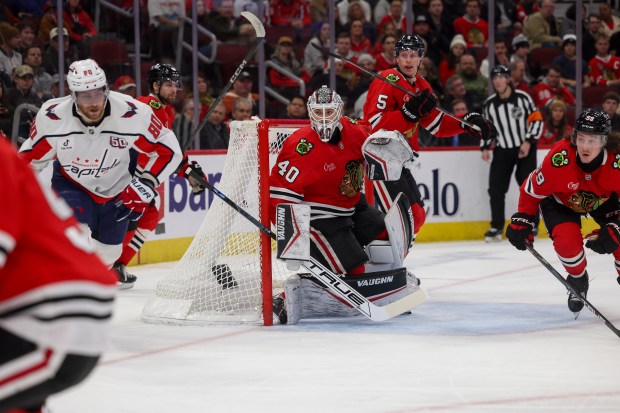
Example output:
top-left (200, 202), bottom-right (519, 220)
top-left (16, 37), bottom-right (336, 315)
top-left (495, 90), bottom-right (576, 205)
top-left (19, 91), bottom-right (183, 202)
top-left (136, 94), bottom-right (175, 129)
top-left (519, 139), bottom-right (620, 215)
top-left (270, 118), bottom-right (369, 222)
top-left (0, 138), bottom-right (116, 353)
top-left (363, 68), bottom-right (464, 151)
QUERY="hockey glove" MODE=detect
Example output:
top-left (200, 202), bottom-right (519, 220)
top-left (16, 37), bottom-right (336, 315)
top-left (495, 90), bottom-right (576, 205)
top-left (115, 177), bottom-right (158, 221)
top-left (181, 158), bottom-right (207, 194)
top-left (585, 223), bottom-right (620, 254)
top-left (462, 113), bottom-right (497, 147)
top-left (505, 212), bottom-right (536, 251)
top-left (401, 89), bottom-right (438, 123)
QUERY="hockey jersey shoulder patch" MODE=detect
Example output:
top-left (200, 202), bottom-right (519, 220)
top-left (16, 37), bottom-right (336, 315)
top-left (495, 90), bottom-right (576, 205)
top-left (122, 101), bottom-right (138, 118)
top-left (45, 103), bottom-right (61, 120)
top-left (385, 73), bottom-right (400, 83)
top-left (613, 153), bottom-right (620, 170)
top-left (295, 138), bottom-right (313, 156)
top-left (149, 100), bottom-right (162, 110)
top-left (550, 149), bottom-right (569, 168)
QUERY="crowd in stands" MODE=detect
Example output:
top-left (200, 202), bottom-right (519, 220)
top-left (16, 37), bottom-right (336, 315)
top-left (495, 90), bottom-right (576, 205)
top-left (1, 0), bottom-right (620, 149)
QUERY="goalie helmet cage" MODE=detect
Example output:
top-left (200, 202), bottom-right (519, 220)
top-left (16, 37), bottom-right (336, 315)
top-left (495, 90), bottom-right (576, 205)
top-left (142, 119), bottom-right (309, 326)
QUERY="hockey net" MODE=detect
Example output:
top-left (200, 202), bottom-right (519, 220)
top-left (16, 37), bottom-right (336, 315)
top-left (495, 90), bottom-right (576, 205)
top-left (142, 119), bottom-right (308, 326)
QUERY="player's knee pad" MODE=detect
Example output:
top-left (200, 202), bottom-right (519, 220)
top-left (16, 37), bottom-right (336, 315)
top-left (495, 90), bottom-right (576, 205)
top-left (552, 222), bottom-right (587, 276)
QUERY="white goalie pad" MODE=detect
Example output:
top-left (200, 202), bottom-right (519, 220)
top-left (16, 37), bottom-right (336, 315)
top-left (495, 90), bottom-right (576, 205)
top-left (362, 129), bottom-right (417, 181)
top-left (276, 204), bottom-right (311, 271)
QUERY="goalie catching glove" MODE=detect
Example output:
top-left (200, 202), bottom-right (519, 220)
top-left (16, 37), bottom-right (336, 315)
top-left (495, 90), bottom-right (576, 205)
top-left (400, 89), bottom-right (438, 123)
top-left (462, 112), bottom-right (497, 147)
top-left (176, 155), bottom-right (207, 194)
top-left (362, 129), bottom-right (418, 181)
top-left (585, 223), bottom-right (620, 254)
top-left (115, 177), bottom-right (158, 221)
top-left (505, 212), bottom-right (536, 251)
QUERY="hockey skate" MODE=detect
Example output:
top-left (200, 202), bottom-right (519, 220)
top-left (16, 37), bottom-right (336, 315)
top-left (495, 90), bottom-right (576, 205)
top-left (113, 263), bottom-right (137, 290)
top-left (566, 272), bottom-right (589, 315)
top-left (484, 227), bottom-right (502, 243)
top-left (272, 293), bottom-right (287, 324)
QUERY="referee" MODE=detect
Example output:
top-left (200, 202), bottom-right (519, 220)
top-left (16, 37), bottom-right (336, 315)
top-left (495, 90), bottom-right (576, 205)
top-left (482, 65), bottom-right (543, 242)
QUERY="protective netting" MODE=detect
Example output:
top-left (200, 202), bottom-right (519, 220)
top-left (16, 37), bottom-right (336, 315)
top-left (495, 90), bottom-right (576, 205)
top-left (142, 120), bottom-right (307, 325)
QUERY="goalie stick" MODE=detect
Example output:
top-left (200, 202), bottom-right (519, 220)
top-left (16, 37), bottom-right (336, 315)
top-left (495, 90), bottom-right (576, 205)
top-left (526, 243), bottom-right (620, 339)
top-left (184, 11), bottom-right (266, 151)
top-left (182, 164), bottom-right (428, 322)
top-left (310, 42), bottom-right (479, 131)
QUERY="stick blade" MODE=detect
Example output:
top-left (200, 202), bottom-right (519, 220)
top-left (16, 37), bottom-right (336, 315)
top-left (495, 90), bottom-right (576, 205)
top-left (241, 11), bottom-right (265, 38)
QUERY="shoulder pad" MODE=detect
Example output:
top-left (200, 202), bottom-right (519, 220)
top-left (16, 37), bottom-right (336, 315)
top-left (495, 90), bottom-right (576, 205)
top-left (149, 100), bottom-right (162, 110)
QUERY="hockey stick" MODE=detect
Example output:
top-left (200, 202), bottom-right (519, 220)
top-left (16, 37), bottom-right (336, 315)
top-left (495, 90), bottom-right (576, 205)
top-left (184, 165), bottom-right (427, 321)
top-left (185, 11), bottom-right (265, 151)
top-left (525, 242), bottom-right (620, 339)
top-left (310, 42), bottom-right (479, 130)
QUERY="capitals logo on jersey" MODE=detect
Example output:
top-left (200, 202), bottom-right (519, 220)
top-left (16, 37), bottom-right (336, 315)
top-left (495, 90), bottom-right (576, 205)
top-left (45, 103), bottom-right (61, 120)
top-left (122, 101), bottom-right (138, 118)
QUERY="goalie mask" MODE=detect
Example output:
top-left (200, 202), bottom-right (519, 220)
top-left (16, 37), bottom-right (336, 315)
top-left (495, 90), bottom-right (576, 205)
top-left (307, 86), bottom-right (343, 142)
top-left (571, 108), bottom-right (611, 148)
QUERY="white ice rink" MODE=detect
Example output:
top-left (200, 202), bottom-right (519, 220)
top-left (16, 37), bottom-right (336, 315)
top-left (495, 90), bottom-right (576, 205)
top-left (48, 239), bottom-right (620, 413)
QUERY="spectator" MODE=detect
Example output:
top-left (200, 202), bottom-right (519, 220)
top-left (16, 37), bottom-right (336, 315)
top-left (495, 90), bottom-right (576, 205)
top-left (148, 0), bottom-right (185, 62)
top-left (0, 81), bottom-right (10, 135)
top-left (233, 0), bottom-right (259, 18)
top-left (268, 0), bottom-right (311, 31)
top-left (479, 37), bottom-right (510, 78)
top-left (42, 27), bottom-right (79, 76)
top-left (428, 0), bottom-right (455, 44)
top-left (552, 34), bottom-right (591, 93)
top-left (334, 32), bottom-right (360, 83)
top-left (222, 71), bottom-right (258, 116)
top-left (588, 33), bottom-right (620, 87)
top-left (373, 34), bottom-right (396, 72)
top-left (539, 98), bottom-right (572, 146)
top-left (38, 1), bottom-right (69, 44)
top-left (348, 19), bottom-right (373, 57)
top-left (309, 0), bottom-right (329, 24)
top-left (23, 45), bottom-right (54, 100)
top-left (49, 73), bottom-right (69, 99)
top-left (441, 74), bottom-right (481, 114)
top-left (6, 65), bottom-right (42, 139)
top-left (281, 95), bottom-right (307, 119)
top-left (230, 97), bottom-right (253, 121)
top-left (531, 66), bottom-right (576, 109)
top-left (113, 75), bottom-right (137, 98)
top-left (509, 60), bottom-right (529, 93)
top-left (450, 98), bottom-right (479, 146)
top-left (350, 53), bottom-right (376, 101)
top-left (345, 2), bottom-right (376, 44)
top-left (523, 0), bottom-right (561, 50)
top-left (414, 13), bottom-right (448, 68)
top-left (268, 36), bottom-right (312, 99)
top-left (374, 0), bottom-right (406, 26)
top-left (310, 58), bottom-right (357, 108)
top-left (611, 31), bottom-right (620, 56)
top-left (559, 3), bottom-right (584, 38)
top-left (15, 21), bottom-right (36, 55)
top-left (456, 53), bottom-right (487, 110)
top-left (516, 0), bottom-right (538, 26)
top-left (193, 73), bottom-right (215, 121)
top-left (0, 23), bottom-right (22, 86)
top-left (337, 0), bottom-right (372, 27)
top-left (372, 20), bottom-right (397, 54)
top-left (453, 0), bottom-right (488, 48)
top-left (509, 34), bottom-right (534, 84)
top-left (438, 34), bottom-right (466, 84)
top-left (582, 14), bottom-right (604, 62)
top-left (377, 0), bottom-right (406, 37)
top-left (206, 0), bottom-right (252, 43)
top-left (304, 22), bottom-right (330, 77)
top-left (200, 102), bottom-right (230, 149)
top-left (63, 0), bottom-right (96, 58)
top-left (599, 3), bottom-right (620, 35)
top-left (419, 56), bottom-right (443, 97)
top-left (173, 95), bottom-right (195, 147)
top-left (602, 92), bottom-right (620, 132)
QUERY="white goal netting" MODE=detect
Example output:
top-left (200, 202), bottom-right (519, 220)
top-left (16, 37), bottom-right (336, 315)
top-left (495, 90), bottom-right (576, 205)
top-left (142, 120), bottom-right (308, 325)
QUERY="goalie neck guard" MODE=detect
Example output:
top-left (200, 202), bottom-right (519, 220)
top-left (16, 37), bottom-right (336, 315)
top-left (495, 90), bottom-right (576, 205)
top-left (307, 86), bottom-right (344, 142)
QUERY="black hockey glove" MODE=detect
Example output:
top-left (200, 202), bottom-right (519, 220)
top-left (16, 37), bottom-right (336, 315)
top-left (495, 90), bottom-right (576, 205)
top-left (585, 223), bottom-right (620, 254)
top-left (176, 155), bottom-right (207, 194)
top-left (462, 113), bottom-right (497, 147)
top-left (401, 89), bottom-right (438, 123)
top-left (505, 212), bottom-right (536, 251)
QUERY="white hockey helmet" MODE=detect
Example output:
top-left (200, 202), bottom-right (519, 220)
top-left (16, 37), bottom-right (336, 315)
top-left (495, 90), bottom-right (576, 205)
top-left (307, 85), bottom-right (343, 142)
top-left (67, 59), bottom-right (108, 93)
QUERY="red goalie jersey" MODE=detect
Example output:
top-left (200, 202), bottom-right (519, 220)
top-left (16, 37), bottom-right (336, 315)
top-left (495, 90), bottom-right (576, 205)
top-left (269, 118), bottom-right (369, 222)
top-left (518, 139), bottom-right (620, 215)
top-left (363, 68), bottom-right (465, 150)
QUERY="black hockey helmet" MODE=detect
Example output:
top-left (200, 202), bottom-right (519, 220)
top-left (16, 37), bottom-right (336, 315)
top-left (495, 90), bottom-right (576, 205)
top-left (394, 34), bottom-right (425, 57)
top-left (572, 108), bottom-right (611, 145)
top-left (490, 64), bottom-right (510, 78)
top-left (147, 63), bottom-right (180, 93)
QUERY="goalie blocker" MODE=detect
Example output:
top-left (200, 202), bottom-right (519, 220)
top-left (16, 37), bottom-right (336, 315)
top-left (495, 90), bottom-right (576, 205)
top-left (274, 193), bottom-right (425, 324)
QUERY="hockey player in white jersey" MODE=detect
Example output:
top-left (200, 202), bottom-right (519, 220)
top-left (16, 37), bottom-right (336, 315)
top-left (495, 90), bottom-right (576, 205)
top-left (20, 59), bottom-right (183, 288)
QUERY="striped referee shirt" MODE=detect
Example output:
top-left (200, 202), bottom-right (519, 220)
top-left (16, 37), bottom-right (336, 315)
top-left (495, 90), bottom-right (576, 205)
top-left (482, 89), bottom-right (543, 149)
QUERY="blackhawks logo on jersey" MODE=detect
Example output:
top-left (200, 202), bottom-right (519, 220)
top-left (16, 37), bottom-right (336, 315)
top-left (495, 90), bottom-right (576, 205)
top-left (295, 138), bottom-right (313, 155)
top-left (385, 73), bottom-right (400, 83)
top-left (613, 153), bottom-right (620, 170)
top-left (338, 160), bottom-right (363, 198)
top-left (567, 190), bottom-right (608, 213)
top-left (550, 149), bottom-right (569, 167)
top-left (149, 100), bottom-right (162, 110)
